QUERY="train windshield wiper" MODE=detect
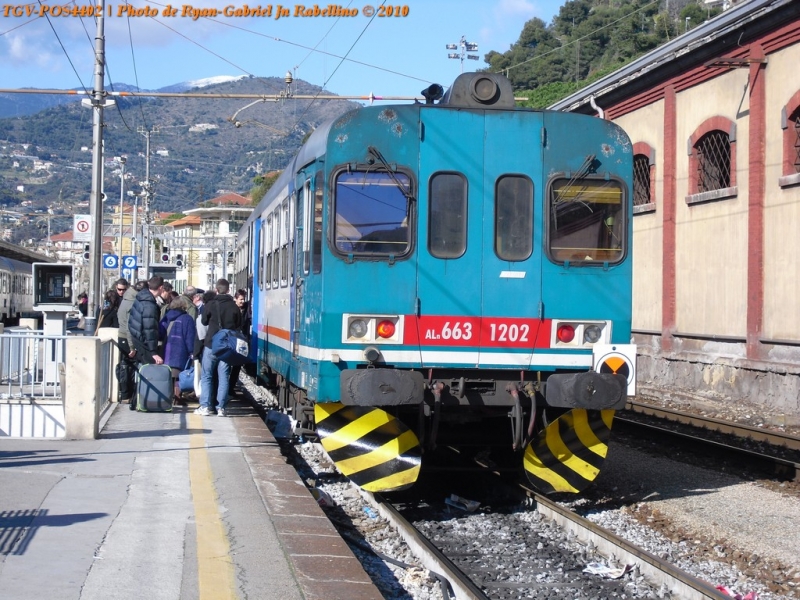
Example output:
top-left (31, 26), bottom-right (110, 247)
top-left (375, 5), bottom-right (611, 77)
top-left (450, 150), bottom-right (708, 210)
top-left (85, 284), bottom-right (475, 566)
top-left (368, 145), bottom-right (415, 203)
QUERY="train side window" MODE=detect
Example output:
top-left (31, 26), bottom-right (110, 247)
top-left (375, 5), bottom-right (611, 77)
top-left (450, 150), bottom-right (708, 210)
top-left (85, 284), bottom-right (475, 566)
top-left (333, 170), bottom-right (413, 258)
top-left (548, 178), bottom-right (626, 264)
top-left (428, 172), bottom-right (467, 259)
top-left (272, 208), bottom-right (280, 287)
top-left (495, 175), bottom-right (533, 261)
top-left (281, 199), bottom-right (290, 287)
top-left (312, 169), bottom-right (323, 274)
top-left (302, 180), bottom-right (312, 275)
top-left (264, 215), bottom-right (272, 289)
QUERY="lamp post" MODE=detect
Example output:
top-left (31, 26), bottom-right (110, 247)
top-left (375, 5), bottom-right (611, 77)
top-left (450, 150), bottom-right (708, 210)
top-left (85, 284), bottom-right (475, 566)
top-left (118, 156), bottom-right (126, 277)
top-left (446, 36), bottom-right (479, 73)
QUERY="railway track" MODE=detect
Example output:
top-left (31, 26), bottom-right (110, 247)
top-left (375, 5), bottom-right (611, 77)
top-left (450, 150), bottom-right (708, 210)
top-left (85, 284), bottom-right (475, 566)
top-left (369, 485), bottom-right (730, 599)
top-left (619, 400), bottom-right (800, 482)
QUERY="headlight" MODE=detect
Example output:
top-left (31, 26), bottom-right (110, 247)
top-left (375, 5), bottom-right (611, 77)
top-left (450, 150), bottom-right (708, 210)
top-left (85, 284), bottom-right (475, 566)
top-left (348, 319), bottom-right (368, 339)
top-left (584, 324), bottom-right (603, 344)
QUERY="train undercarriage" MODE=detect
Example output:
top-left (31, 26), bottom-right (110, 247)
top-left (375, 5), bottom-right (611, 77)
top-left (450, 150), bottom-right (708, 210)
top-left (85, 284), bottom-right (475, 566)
top-left (262, 364), bottom-right (628, 495)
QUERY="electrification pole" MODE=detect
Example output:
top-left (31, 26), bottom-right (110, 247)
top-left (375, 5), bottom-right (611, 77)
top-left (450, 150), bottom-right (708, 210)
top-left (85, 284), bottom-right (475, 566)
top-left (84, 0), bottom-right (108, 335)
top-left (117, 156), bottom-right (126, 278)
top-left (446, 36), bottom-right (479, 73)
top-left (138, 126), bottom-right (158, 279)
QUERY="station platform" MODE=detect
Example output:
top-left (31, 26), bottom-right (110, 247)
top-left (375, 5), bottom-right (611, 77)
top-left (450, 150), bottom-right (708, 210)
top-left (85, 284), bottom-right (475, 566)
top-left (0, 397), bottom-right (383, 600)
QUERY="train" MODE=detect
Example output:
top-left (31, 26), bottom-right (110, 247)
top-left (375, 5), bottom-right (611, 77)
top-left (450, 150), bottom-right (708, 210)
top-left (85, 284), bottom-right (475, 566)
top-left (0, 257), bottom-right (34, 326)
top-left (233, 72), bottom-right (637, 495)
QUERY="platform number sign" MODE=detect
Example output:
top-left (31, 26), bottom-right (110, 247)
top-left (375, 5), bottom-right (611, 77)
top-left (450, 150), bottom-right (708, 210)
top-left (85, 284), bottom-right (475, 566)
top-left (122, 256), bottom-right (137, 269)
top-left (103, 254), bottom-right (119, 269)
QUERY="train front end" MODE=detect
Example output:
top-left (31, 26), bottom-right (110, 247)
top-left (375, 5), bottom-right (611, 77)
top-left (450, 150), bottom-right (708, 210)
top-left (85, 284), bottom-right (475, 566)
top-left (297, 73), bottom-right (636, 494)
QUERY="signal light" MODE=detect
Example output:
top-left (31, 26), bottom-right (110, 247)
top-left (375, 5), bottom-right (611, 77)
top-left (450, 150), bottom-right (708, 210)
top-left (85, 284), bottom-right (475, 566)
top-left (176, 254), bottom-right (183, 268)
top-left (376, 320), bottom-right (396, 339)
top-left (161, 246), bottom-right (170, 262)
top-left (83, 244), bottom-right (90, 260)
top-left (556, 324), bottom-right (575, 343)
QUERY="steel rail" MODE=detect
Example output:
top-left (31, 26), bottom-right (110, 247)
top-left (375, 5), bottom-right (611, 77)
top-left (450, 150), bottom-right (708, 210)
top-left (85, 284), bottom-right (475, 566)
top-left (627, 400), bottom-right (800, 451)
top-left (368, 491), bottom-right (490, 600)
top-left (520, 487), bottom-right (730, 600)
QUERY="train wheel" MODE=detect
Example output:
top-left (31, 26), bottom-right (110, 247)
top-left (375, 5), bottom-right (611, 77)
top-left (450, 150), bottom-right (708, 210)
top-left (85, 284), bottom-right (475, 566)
top-left (522, 408), bottom-right (615, 494)
top-left (314, 403), bottom-right (422, 493)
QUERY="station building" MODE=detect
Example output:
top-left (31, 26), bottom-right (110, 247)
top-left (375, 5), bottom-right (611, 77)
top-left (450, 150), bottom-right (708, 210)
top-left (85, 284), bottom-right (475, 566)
top-left (551, 0), bottom-right (800, 414)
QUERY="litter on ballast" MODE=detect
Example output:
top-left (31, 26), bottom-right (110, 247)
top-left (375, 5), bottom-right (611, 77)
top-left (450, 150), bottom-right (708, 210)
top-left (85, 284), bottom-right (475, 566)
top-left (444, 494), bottom-right (480, 512)
top-left (715, 585), bottom-right (759, 600)
top-left (582, 562), bottom-right (634, 579)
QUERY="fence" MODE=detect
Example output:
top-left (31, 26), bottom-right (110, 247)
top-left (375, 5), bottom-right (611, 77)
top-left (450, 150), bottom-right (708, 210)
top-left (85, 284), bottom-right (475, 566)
top-left (0, 325), bottom-right (119, 439)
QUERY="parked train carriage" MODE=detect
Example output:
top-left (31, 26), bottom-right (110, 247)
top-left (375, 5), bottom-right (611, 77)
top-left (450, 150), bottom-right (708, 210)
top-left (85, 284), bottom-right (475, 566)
top-left (0, 257), bottom-right (34, 325)
top-left (238, 73), bottom-right (636, 494)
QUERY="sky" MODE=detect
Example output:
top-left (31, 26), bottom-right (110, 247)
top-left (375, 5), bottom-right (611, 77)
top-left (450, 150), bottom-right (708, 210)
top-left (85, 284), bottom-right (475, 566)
top-left (0, 0), bottom-right (565, 99)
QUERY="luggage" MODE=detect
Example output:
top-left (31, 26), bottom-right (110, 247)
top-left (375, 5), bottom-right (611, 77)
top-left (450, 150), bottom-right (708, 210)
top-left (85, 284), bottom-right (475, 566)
top-left (116, 359), bottom-right (136, 401)
top-left (177, 359), bottom-right (195, 393)
top-left (136, 363), bottom-right (173, 412)
top-left (211, 328), bottom-right (249, 366)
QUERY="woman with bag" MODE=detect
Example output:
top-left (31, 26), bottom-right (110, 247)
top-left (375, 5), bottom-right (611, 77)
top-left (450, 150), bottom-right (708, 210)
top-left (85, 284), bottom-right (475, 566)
top-left (158, 296), bottom-right (196, 407)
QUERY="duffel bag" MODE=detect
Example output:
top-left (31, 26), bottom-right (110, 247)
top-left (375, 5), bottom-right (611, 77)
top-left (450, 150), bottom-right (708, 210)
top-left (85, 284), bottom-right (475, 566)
top-left (211, 329), bottom-right (249, 366)
top-left (178, 359), bottom-right (195, 392)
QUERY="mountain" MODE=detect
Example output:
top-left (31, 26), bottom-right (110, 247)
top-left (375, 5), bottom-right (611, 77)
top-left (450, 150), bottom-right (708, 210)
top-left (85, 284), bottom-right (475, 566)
top-left (0, 75), bottom-right (360, 242)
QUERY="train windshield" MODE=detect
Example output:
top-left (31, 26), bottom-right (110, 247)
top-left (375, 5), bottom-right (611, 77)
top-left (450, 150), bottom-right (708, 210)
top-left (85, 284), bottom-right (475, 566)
top-left (548, 178), bottom-right (626, 264)
top-left (333, 170), bottom-right (412, 257)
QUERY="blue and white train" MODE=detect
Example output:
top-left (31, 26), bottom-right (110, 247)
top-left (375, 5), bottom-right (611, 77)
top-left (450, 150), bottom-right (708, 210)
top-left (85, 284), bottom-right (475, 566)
top-left (0, 257), bottom-right (34, 325)
top-left (234, 73), bottom-right (637, 494)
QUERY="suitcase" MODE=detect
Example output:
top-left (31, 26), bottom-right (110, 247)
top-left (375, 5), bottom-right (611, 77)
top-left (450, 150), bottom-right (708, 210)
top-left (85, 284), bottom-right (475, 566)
top-left (136, 364), bottom-right (173, 412)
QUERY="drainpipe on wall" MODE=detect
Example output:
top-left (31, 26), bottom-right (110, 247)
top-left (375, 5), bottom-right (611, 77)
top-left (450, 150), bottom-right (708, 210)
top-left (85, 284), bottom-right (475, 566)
top-left (589, 95), bottom-right (605, 119)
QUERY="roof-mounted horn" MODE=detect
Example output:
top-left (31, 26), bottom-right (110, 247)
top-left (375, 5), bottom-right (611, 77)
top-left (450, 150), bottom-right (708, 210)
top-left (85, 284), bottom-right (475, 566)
top-left (439, 72), bottom-right (515, 109)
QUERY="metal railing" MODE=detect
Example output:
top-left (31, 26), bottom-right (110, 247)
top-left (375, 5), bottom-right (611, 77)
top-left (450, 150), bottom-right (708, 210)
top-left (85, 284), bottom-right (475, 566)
top-left (0, 329), bottom-right (66, 399)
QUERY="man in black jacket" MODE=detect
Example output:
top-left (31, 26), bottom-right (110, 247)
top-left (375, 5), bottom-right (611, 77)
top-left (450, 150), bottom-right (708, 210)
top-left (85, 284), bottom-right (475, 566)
top-left (129, 275), bottom-right (165, 367)
top-left (195, 279), bottom-right (241, 417)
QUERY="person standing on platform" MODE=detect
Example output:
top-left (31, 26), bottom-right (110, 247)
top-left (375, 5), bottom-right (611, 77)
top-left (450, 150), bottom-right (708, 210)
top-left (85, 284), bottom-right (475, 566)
top-left (182, 285), bottom-right (198, 320)
top-left (129, 275), bottom-right (165, 367)
top-left (116, 280), bottom-right (147, 408)
top-left (159, 296), bottom-right (196, 407)
top-left (228, 289), bottom-right (251, 396)
top-left (195, 279), bottom-right (240, 417)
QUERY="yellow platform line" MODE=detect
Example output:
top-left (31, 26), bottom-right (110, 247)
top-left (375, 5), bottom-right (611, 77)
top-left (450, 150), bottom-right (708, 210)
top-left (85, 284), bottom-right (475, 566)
top-left (188, 413), bottom-right (237, 600)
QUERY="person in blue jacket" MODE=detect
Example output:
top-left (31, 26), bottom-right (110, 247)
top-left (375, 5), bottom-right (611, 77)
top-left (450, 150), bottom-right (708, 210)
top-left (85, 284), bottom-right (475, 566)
top-left (159, 295), bottom-right (196, 406)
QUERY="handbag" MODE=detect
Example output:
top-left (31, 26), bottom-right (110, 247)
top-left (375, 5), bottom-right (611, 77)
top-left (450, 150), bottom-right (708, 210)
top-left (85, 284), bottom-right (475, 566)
top-left (210, 308), bottom-right (249, 366)
top-left (178, 359), bottom-right (195, 392)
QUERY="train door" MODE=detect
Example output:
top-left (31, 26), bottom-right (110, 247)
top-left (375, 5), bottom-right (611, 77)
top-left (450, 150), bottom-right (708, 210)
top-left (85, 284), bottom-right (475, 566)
top-left (478, 110), bottom-right (545, 363)
top-left (293, 178), bottom-right (313, 358)
top-left (416, 109), bottom-right (545, 364)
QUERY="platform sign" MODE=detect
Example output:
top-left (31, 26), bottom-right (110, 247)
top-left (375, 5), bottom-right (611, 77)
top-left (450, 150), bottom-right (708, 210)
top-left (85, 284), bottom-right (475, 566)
top-left (122, 255), bottom-right (137, 269)
top-left (103, 254), bottom-right (119, 269)
top-left (73, 214), bottom-right (92, 242)
top-left (122, 267), bottom-right (135, 281)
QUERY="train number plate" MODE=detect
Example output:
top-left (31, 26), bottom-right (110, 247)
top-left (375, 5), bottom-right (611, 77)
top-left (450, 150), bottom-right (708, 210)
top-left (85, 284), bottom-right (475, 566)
top-left (404, 316), bottom-right (548, 348)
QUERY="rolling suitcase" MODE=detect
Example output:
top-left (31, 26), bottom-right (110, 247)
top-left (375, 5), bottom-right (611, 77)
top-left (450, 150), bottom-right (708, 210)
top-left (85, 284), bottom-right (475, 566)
top-left (136, 363), bottom-right (173, 412)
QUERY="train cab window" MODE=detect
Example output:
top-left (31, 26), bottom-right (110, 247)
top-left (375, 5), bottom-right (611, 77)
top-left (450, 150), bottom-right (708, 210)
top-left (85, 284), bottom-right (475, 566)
top-left (548, 178), bottom-right (625, 264)
top-left (333, 170), bottom-right (413, 258)
top-left (428, 172), bottom-right (467, 259)
top-left (495, 175), bottom-right (533, 261)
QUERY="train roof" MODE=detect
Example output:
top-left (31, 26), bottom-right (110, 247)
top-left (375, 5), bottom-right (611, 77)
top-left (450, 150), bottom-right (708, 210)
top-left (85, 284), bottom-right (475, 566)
top-left (0, 256), bottom-right (33, 273)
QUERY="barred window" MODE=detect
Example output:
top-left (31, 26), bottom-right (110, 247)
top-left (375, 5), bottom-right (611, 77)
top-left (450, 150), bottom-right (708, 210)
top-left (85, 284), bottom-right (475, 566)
top-left (633, 154), bottom-right (651, 206)
top-left (792, 110), bottom-right (800, 174)
top-left (695, 130), bottom-right (731, 193)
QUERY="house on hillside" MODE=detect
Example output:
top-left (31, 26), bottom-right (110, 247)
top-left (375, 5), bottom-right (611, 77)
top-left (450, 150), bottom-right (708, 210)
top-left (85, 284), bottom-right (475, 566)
top-left (164, 192), bottom-right (253, 291)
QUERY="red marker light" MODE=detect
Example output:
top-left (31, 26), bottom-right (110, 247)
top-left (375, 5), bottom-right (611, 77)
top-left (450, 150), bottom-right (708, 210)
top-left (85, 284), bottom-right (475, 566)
top-left (556, 324), bottom-right (575, 343)
top-left (376, 320), bottom-right (396, 339)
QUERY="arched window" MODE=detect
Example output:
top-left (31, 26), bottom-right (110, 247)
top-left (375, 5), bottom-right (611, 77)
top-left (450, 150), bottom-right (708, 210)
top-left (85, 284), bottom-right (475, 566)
top-left (780, 89), bottom-right (800, 186)
top-left (687, 116), bottom-right (737, 203)
top-left (632, 142), bottom-right (656, 213)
